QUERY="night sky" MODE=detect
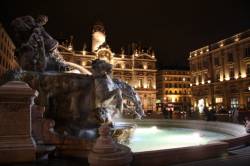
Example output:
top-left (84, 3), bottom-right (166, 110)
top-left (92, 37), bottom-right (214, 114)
top-left (0, 0), bottom-right (249, 69)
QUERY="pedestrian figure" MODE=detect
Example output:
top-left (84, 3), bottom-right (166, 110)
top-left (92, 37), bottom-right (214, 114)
top-left (162, 107), bottom-right (168, 119)
top-left (232, 108), bottom-right (239, 123)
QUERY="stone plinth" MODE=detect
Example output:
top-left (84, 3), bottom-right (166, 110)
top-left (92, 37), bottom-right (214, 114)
top-left (0, 81), bottom-right (38, 163)
top-left (88, 123), bottom-right (133, 166)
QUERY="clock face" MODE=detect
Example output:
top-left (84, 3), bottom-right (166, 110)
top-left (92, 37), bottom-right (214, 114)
top-left (97, 49), bottom-right (112, 62)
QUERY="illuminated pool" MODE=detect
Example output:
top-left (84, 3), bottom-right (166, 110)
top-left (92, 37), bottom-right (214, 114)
top-left (114, 119), bottom-right (249, 165)
top-left (125, 126), bottom-right (234, 152)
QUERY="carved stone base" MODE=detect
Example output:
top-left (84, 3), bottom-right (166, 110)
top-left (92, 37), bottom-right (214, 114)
top-left (0, 136), bottom-right (36, 163)
top-left (88, 144), bottom-right (132, 166)
top-left (88, 124), bottom-right (133, 166)
top-left (31, 104), bottom-right (96, 158)
top-left (0, 81), bottom-right (37, 163)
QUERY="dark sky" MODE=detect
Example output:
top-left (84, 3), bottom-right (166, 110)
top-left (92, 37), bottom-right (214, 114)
top-left (0, 0), bottom-right (249, 69)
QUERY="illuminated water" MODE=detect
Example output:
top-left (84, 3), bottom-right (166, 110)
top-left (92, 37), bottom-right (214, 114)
top-left (126, 126), bottom-right (233, 152)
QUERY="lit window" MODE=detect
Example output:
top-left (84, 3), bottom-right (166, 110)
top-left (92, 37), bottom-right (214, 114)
top-left (215, 97), bottom-right (223, 103)
top-left (247, 97), bottom-right (250, 109)
top-left (204, 73), bottom-right (208, 82)
top-left (230, 98), bottom-right (239, 108)
top-left (229, 67), bottom-right (234, 79)
top-left (245, 47), bottom-right (250, 57)
top-left (148, 79), bottom-right (152, 89)
top-left (138, 79), bottom-right (143, 88)
top-left (215, 70), bottom-right (220, 81)
top-left (247, 64), bottom-right (250, 77)
top-left (198, 75), bottom-right (202, 83)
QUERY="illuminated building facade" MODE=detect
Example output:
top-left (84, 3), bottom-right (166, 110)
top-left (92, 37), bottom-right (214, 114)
top-left (58, 22), bottom-right (157, 111)
top-left (0, 23), bottom-right (19, 76)
top-left (189, 29), bottom-right (250, 112)
top-left (156, 70), bottom-right (191, 112)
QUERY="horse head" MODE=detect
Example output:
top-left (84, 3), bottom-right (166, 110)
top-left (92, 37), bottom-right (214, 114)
top-left (134, 93), bottom-right (145, 119)
top-left (91, 59), bottom-right (112, 77)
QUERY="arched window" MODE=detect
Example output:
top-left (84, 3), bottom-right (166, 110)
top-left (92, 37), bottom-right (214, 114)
top-left (115, 63), bottom-right (121, 68)
top-left (148, 79), bottom-right (152, 88)
top-left (125, 63), bottom-right (131, 69)
top-left (138, 79), bottom-right (143, 88)
top-left (135, 62), bottom-right (143, 69)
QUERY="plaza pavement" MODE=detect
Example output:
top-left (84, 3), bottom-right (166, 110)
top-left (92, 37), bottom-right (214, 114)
top-left (171, 145), bottom-right (250, 166)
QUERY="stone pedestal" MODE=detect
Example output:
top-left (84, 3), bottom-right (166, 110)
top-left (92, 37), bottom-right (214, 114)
top-left (0, 81), bottom-right (38, 163)
top-left (88, 123), bottom-right (133, 166)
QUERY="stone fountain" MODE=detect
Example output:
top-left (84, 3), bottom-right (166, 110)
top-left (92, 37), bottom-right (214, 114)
top-left (1, 15), bottom-right (250, 166)
top-left (0, 15), bottom-right (143, 163)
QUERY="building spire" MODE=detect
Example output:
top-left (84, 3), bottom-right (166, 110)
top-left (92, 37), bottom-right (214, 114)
top-left (151, 50), bottom-right (155, 58)
top-left (92, 21), bottom-right (106, 52)
top-left (68, 35), bottom-right (74, 51)
top-left (120, 47), bottom-right (125, 54)
top-left (83, 42), bottom-right (87, 51)
top-left (92, 21), bottom-right (105, 34)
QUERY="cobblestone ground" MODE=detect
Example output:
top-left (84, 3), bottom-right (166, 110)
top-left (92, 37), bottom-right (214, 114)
top-left (171, 146), bottom-right (250, 166)
top-left (7, 146), bottom-right (250, 166)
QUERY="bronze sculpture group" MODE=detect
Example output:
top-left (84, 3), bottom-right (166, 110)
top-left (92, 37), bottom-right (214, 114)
top-left (0, 15), bottom-right (144, 146)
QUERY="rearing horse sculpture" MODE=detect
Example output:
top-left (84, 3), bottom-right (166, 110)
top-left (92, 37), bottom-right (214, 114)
top-left (113, 78), bottom-right (145, 119)
top-left (92, 59), bottom-right (123, 123)
top-left (92, 59), bottom-right (145, 121)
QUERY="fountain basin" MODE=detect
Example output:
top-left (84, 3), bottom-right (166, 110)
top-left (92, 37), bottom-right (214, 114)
top-left (114, 119), bottom-right (250, 166)
top-left (127, 126), bottom-right (233, 152)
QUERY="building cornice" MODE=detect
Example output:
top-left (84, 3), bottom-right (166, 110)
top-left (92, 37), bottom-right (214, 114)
top-left (189, 29), bottom-right (250, 60)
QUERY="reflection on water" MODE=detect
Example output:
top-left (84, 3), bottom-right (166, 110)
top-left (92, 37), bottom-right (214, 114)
top-left (121, 126), bottom-right (233, 152)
